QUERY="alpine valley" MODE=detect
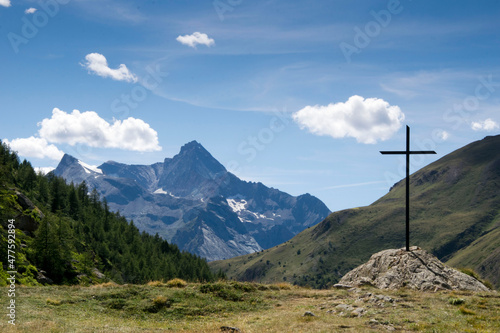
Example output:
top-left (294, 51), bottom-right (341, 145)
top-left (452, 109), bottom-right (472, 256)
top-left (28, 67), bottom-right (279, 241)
top-left (53, 141), bottom-right (330, 261)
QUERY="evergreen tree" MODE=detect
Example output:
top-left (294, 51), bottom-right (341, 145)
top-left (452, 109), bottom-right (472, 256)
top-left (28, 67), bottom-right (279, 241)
top-left (1, 140), bottom-right (217, 285)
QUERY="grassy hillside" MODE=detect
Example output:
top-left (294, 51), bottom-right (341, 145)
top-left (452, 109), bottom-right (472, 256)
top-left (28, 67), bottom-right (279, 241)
top-left (210, 135), bottom-right (500, 289)
top-left (1, 281), bottom-right (499, 332)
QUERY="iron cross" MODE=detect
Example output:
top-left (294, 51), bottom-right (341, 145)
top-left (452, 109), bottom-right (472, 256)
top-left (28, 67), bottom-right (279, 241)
top-left (380, 126), bottom-right (436, 251)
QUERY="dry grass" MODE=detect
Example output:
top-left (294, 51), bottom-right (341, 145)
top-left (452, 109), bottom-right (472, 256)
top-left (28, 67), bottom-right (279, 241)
top-left (165, 278), bottom-right (188, 288)
top-left (91, 281), bottom-right (118, 288)
top-left (1, 283), bottom-right (499, 332)
top-left (146, 280), bottom-right (164, 287)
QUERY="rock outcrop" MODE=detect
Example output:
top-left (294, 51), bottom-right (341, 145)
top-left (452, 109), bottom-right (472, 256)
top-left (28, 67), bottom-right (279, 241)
top-left (14, 190), bottom-right (43, 235)
top-left (338, 246), bottom-right (490, 292)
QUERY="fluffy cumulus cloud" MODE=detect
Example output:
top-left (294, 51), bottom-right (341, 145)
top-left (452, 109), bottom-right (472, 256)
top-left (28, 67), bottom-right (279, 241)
top-left (25, 7), bottom-right (37, 14)
top-left (34, 167), bottom-right (55, 175)
top-left (292, 95), bottom-right (405, 144)
top-left (176, 32), bottom-right (215, 48)
top-left (38, 108), bottom-right (162, 152)
top-left (3, 137), bottom-right (64, 161)
top-left (471, 118), bottom-right (499, 131)
top-left (0, 0), bottom-right (11, 8)
top-left (82, 53), bottom-right (138, 83)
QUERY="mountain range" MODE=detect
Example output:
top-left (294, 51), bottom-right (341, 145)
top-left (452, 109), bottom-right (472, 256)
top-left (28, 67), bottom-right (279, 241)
top-left (210, 134), bottom-right (500, 289)
top-left (53, 141), bottom-right (330, 261)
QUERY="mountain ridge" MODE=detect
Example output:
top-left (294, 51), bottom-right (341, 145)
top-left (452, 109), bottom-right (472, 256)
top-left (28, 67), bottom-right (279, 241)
top-left (53, 141), bottom-right (331, 261)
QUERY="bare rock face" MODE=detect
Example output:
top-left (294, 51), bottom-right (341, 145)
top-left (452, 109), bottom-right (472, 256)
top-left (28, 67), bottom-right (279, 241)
top-left (339, 246), bottom-right (490, 292)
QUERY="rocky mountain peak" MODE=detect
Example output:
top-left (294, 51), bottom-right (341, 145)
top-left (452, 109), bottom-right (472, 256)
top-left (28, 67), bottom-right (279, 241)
top-left (158, 141), bottom-right (227, 197)
top-left (57, 153), bottom-right (79, 167)
top-left (179, 140), bottom-right (204, 153)
top-left (54, 153), bottom-right (103, 184)
top-left (176, 140), bottom-right (226, 174)
top-left (338, 247), bottom-right (490, 292)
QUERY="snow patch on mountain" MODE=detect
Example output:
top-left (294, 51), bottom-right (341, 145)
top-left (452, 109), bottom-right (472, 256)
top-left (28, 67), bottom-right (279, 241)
top-left (227, 198), bottom-right (248, 213)
top-left (78, 160), bottom-right (103, 174)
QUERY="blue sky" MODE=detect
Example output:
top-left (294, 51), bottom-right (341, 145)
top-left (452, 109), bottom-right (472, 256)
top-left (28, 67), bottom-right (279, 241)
top-left (1, 0), bottom-right (499, 212)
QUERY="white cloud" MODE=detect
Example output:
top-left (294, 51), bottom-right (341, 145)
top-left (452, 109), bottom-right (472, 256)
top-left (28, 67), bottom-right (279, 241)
top-left (0, 0), bottom-right (11, 8)
top-left (471, 118), bottom-right (499, 131)
top-left (34, 167), bottom-right (55, 175)
top-left (38, 108), bottom-right (162, 152)
top-left (176, 32), bottom-right (215, 48)
top-left (82, 53), bottom-right (138, 83)
top-left (292, 95), bottom-right (405, 144)
top-left (3, 137), bottom-right (64, 161)
top-left (25, 8), bottom-right (37, 14)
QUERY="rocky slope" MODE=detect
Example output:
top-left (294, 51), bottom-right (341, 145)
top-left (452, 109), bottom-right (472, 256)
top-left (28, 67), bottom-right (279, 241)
top-left (53, 141), bottom-right (330, 261)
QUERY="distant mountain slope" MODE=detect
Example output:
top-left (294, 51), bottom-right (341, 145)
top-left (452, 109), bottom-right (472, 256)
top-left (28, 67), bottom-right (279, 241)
top-left (53, 141), bottom-right (330, 261)
top-left (210, 135), bottom-right (500, 289)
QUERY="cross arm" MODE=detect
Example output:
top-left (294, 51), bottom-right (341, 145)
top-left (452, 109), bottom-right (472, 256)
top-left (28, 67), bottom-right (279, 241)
top-left (380, 151), bottom-right (405, 154)
top-left (380, 151), bottom-right (437, 155)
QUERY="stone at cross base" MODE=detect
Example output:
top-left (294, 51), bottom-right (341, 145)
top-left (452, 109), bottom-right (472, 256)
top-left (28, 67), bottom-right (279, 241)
top-left (337, 246), bottom-right (490, 292)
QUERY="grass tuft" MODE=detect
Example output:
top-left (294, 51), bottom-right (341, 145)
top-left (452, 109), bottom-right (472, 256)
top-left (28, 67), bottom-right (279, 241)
top-left (46, 298), bottom-right (62, 306)
top-left (459, 305), bottom-right (476, 315)
top-left (165, 278), bottom-right (188, 288)
top-left (274, 282), bottom-right (293, 290)
top-left (92, 281), bottom-right (118, 288)
top-left (449, 298), bottom-right (465, 305)
top-left (146, 280), bottom-right (164, 287)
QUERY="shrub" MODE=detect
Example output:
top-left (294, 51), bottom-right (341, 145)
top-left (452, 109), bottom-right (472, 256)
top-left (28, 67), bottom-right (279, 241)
top-left (199, 282), bottom-right (226, 293)
top-left (199, 282), bottom-right (243, 301)
top-left (230, 281), bottom-right (257, 292)
top-left (142, 295), bottom-right (172, 313)
top-left (165, 278), bottom-right (187, 288)
top-left (216, 288), bottom-right (243, 301)
top-left (106, 298), bottom-right (126, 309)
top-left (152, 295), bottom-right (170, 307)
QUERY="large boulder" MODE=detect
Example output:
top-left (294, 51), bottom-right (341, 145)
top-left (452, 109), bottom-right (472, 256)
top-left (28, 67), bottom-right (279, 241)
top-left (14, 190), bottom-right (43, 234)
top-left (338, 246), bottom-right (490, 292)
